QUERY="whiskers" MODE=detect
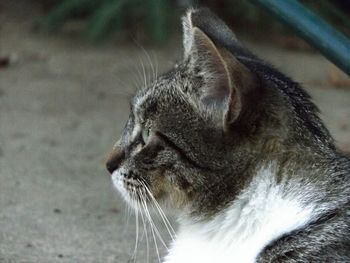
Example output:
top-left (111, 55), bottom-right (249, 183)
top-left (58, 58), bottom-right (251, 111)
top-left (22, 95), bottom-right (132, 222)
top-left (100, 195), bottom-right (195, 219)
top-left (134, 39), bottom-right (159, 90)
top-left (128, 181), bottom-right (176, 263)
top-left (107, 43), bottom-right (159, 103)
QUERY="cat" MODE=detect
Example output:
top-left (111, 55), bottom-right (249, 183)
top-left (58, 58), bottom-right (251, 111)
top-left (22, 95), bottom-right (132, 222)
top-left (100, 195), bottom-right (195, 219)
top-left (106, 8), bottom-right (350, 263)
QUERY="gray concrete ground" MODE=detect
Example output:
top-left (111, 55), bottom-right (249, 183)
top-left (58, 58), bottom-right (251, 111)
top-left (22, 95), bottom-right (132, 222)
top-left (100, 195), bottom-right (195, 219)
top-left (0, 2), bottom-right (349, 263)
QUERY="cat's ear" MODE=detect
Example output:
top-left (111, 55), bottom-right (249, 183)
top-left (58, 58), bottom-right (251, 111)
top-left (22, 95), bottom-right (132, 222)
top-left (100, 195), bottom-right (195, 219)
top-left (182, 8), bottom-right (238, 59)
top-left (182, 12), bottom-right (257, 131)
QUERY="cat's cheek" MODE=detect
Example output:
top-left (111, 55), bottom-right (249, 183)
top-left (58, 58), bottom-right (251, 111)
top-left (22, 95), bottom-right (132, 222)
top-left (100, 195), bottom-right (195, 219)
top-left (146, 170), bottom-right (169, 199)
top-left (161, 173), bottom-right (192, 208)
top-left (168, 187), bottom-right (192, 210)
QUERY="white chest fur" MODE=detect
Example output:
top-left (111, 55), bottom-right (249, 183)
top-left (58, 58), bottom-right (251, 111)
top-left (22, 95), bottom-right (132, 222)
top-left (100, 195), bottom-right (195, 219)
top-left (164, 166), bottom-right (315, 263)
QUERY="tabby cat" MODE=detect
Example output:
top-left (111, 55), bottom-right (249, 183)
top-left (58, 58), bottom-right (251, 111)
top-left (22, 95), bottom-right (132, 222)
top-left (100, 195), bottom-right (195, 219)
top-left (106, 8), bottom-right (350, 263)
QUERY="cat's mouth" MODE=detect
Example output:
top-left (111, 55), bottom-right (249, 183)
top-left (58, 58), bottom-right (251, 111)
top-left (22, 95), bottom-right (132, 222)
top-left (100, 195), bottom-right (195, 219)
top-left (111, 168), bottom-right (152, 209)
top-left (111, 168), bottom-right (177, 247)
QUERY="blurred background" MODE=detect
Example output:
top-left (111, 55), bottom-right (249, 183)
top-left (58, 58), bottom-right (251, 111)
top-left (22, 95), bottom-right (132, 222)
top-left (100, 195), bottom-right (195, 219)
top-left (0, 0), bottom-right (349, 262)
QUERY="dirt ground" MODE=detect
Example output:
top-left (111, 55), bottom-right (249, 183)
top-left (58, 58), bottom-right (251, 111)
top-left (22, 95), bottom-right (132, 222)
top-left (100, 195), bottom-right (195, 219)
top-left (0, 1), bottom-right (349, 263)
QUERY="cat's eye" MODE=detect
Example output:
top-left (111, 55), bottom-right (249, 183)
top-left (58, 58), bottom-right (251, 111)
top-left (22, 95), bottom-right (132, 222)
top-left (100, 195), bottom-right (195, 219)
top-left (141, 128), bottom-right (150, 144)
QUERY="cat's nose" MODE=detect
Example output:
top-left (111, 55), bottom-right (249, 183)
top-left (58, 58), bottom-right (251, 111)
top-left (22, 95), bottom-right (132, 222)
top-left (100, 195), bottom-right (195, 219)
top-left (106, 146), bottom-right (125, 174)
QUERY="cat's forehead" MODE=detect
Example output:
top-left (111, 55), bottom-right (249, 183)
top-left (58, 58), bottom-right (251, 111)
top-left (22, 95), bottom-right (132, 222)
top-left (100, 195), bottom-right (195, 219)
top-left (132, 69), bottom-right (184, 114)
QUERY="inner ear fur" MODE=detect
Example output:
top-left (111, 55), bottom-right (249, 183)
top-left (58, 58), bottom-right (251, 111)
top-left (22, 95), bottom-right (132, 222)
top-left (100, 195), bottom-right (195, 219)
top-left (218, 48), bottom-right (258, 128)
top-left (189, 27), bottom-right (258, 131)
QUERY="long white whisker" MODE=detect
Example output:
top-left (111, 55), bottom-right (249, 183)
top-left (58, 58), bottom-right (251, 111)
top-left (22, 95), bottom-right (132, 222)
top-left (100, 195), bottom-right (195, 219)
top-left (117, 52), bottom-right (144, 90)
top-left (153, 51), bottom-right (159, 81)
top-left (134, 41), bottom-right (156, 82)
top-left (139, 58), bottom-right (148, 89)
top-left (127, 62), bottom-right (144, 90)
top-left (134, 61), bottom-right (147, 90)
top-left (132, 190), bottom-right (140, 262)
top-left (142, 47), bottom-right (156, 81)
top-left (125, 200), bottom-right (132, 231)
top-left (147, 190), bottom-right (176, 237)
top-left (141, 182), bottom-right (176, 240)
top-left (139, 189), bottom-right (162, 263)
top-left (138, 188), bottom-right (150, 263)
top-left (141, 193), bottom-right (168, 250)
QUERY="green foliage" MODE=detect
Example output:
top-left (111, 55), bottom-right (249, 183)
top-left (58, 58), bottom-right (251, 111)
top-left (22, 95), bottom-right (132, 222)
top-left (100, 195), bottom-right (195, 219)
top-left (39, 0), bottom-right (98, 32)
top-left (38, 0), bottom-right (349, 43)
top-left (38, 0), bottom-right (175, 42)
top-left (145, 0), bottom-right (172, 43)
top-left (83, 0), bottom-right (126, 41)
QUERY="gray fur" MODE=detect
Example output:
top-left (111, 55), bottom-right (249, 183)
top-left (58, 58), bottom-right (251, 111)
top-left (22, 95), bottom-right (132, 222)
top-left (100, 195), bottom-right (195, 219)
top-left (106, 8), bottom-right (350, 262)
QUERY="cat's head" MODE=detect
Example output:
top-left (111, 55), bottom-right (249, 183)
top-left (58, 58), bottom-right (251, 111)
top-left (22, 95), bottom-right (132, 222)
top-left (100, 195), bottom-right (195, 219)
top-left (106, 8), bottom-right (333, 218)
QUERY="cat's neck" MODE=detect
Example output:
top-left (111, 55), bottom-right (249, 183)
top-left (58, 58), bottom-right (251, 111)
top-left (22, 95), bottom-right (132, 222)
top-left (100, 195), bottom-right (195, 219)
top-left (166, 163), bottom-right (317, 263)
top-left (180, 161), bottom-right (318, 225)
